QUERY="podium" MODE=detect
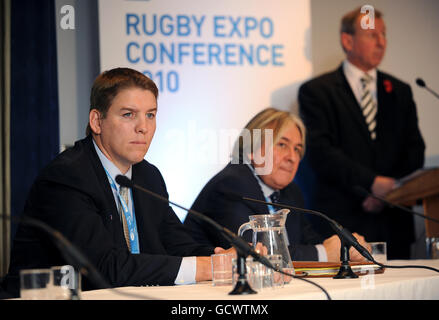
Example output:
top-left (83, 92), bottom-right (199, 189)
top-left (386, 168), bottom-right (439, 257)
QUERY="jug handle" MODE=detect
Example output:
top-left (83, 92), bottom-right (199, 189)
top-left (238, 222), bottom-right (252, 238)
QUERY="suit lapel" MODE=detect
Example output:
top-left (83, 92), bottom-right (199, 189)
top-left (232, 165), bottom-right (270, 215)
top-left (85, 136), bottom-right (120, 218)
top-left (279, 187), bottom-right (302, 244)
top-left (335, 66), bottom-right (374, 147)
top-left (376, 71), bottom-right (394, 143)
top-left (84, 136), bottom-right (127, 243)
top-left (131, 164), bottom-right (149, 249)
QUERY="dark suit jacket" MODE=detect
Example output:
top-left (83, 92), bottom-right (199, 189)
top-left (3, 135), bottom-right (213, 297)
top-left (297, 65), bottom-right (425, 257)
top-left (184, 163), bottom-right (324, 261)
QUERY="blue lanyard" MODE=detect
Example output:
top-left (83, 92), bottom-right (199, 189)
top-left (104, 169), bottom-right (140, 254)
top-left (265, 195), bottom-right (277, 214)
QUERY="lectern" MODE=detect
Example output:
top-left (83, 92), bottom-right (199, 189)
top-left (386, 168), bottom-right (439, 257)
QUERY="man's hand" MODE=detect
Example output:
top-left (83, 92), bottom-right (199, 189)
top-left (371, 176), bottom-right (395, 197)
top-left (362, 196), bottom-right (385, 213)
top-left (363, 176), bottom-right (395, 213)
top-left (195, 247), bottom-right (237, 283)
top-left (322, 235), bottom-right (340, 262)
top-left (349, 233), bottom-right (370, 261)
top-left (323, 233), bottom-right (370, 262)
top-left (195, 256), bottom-right (212, 282)
top-left (214, 247), bottom-right (236, 255)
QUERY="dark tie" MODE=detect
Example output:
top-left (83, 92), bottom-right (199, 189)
top-left (360, 74), bottom-right (377, 140)
top-left (270, 191), bottom-right (280, 204)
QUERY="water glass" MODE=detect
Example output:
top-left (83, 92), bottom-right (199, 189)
top-left (20, 269), bottom-right (52, 300)
top-left (369, 242), bottom-right (387, 263)
top-left (427, 238), bottom-right (439, 259)
top-left (211, 253), bottom-right (235, 286)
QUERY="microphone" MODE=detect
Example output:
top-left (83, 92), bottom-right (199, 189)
top-left (1, 213), bottom-right (163, 300)
top-left (349, 185), bottom-right (439, 274)
top-left (222, 191), bottom-right (374, 262)
top-left (115, 175), bottom-right (332, 299)
top-left (416, 78), bottom-right (426, 87)
top-left (0, 213), bottom-right (109, 294)
top-left (228, 191), bottom-right (439, 275)
top-left (353, 185), bottom-right (439, 225)
top-left (115, 175), bottom-right (265, 263)
top-left (416, 78), bottom-right (439, 100)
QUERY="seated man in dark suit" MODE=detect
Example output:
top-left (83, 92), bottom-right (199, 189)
top-left (297, 7), bottom-right (425, 259)
top-left (2, 68), bottom-right (225, 298)
top-left (184, 107), bottom-right (369, 262)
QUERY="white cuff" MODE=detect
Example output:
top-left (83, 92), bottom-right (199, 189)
top-left (174, 256), bottom-right (197, 285)
top-left (315, 244), bottom-right (328, 262)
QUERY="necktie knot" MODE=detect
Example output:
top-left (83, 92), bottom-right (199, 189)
top-left (360, 74), bottom-right (373, 88)
top-left (270, 191), bottom-right (280, 204)
top-left (119, 187), bottom-right (129, 202)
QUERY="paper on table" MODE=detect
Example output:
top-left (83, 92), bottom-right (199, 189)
top-left (292, 261), bottom-right (384, 278)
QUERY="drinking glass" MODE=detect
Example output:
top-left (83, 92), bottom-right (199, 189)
top-left (20, 269), bottom-right (52, 300)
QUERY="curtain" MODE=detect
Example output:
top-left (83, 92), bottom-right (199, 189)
top-left (9, 0), bottom-right (60, 252)
top-left (0, 0), bottom-right (11, 277)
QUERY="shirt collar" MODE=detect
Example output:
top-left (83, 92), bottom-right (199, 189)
top-left (246, 164), bottom-right (277, 199)
top-left (343, 59), bottom-right (377, 83)
top-left (93, 139), bottom-right (132, 190)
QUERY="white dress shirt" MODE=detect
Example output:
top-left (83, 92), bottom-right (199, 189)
top-left (343, 59), bottom-right (378, 108)
top-left (93, 140), bottom-right (196, 285)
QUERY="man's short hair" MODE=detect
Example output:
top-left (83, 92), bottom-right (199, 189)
top-left (86, 67), bottom-right (159, 136)
top-left (232, 107), bottom-right (306, 163)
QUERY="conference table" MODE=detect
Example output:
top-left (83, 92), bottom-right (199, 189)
top-left (81, 260), bottom-right (439, 300)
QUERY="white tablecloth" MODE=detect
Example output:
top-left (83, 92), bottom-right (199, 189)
top-left (81, 260), bottom-right (439, 300)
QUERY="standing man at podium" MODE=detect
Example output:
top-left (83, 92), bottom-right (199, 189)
top-left (297, 7), bottom-right (425, 259)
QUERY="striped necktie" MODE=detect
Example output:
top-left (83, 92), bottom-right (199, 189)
top-left (360, 74), bottom-right (377, 140)
top-left (119, 187), bottom-right (131, 251)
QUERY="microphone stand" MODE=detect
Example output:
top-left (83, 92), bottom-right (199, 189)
top-left (240, 195), bottom-right (372, 278)
top-left (240, 192), bottom-right (439, 277)
top-left (2, 213), bottom-right (177, 300)
top-left (115, 175), bottom-right (258, 295)
top-left (1, 214), bottom-right (109, 300)
top-left (224, 192), bottom-right (439, 279)
top-left (218, 230), bottom-right (257, 295)
top-left (229, 253), bottom-right (257, 295)
top-left (115, 175), bottom-right (332, 298)
top-left (333, 241), bottom-right (358, 279)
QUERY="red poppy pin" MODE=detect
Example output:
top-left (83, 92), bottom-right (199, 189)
top-left (383, 79), bottom-right (393, 93)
